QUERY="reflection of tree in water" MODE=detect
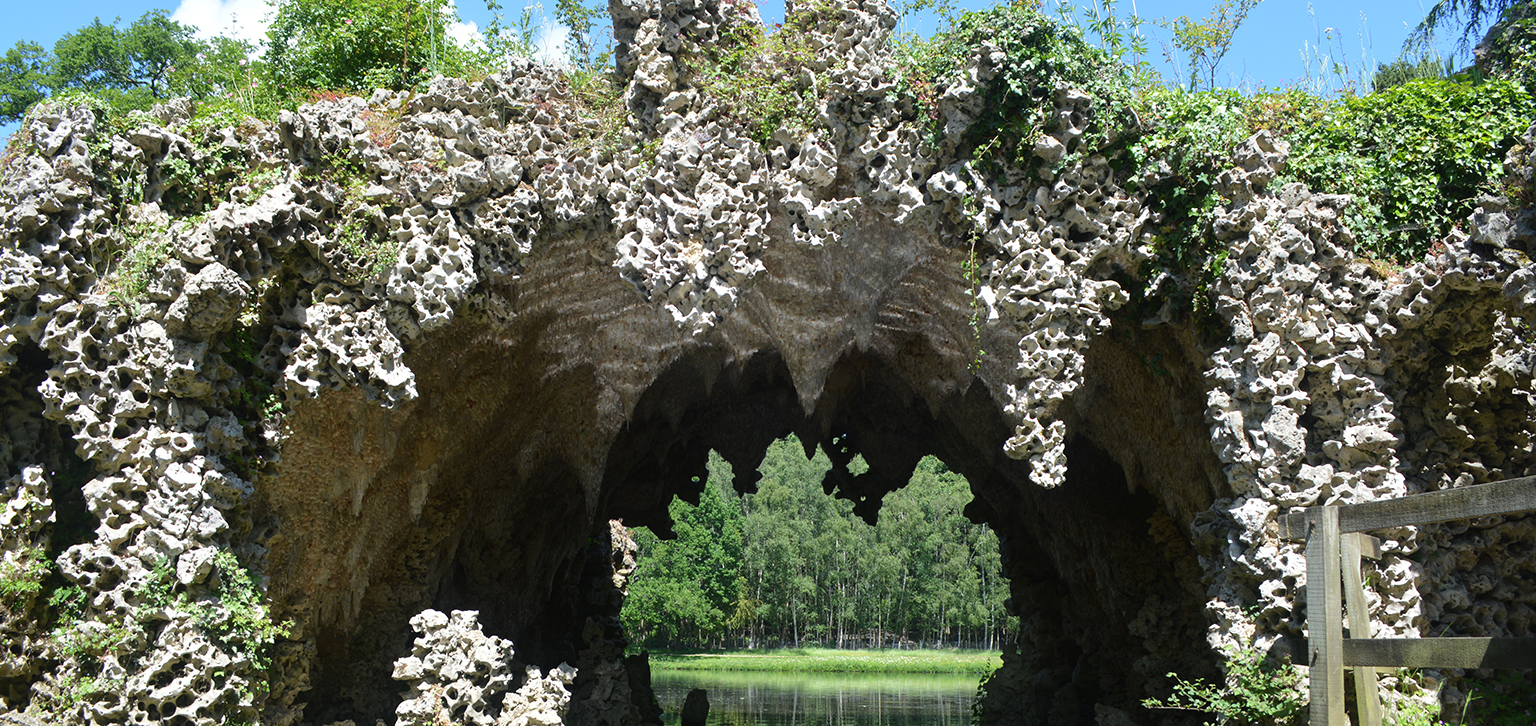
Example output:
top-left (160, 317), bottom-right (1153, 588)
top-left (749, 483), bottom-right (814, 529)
top-left (652, 671), bottom-right (977, 725)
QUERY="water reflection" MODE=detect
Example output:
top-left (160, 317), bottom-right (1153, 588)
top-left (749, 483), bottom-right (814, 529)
top-left (650, 669), bottom-right (981, 726)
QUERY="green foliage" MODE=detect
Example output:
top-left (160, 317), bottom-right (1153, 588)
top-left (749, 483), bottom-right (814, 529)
top-left (1159, 0), bottom-right (1263, 91)
top-left (49, 584), bottom-right (87, 624)
top-left (555, 0), bottom-right (609, 73)
top-left (688, 6), bottom-right (827, 145)
top-left (0, 41), bottom-right (50, 123)
top-left (1048, 0), bottom-right (1155, 83)
top-left (133, 551), bottom-right (291, 671)
top-left (482, 0), bottom-right (544, 62)
top-left (1411, 0), bottom-right (1526, 51)
top-left (1460, 672), bottom-right (1536, 726)
top-left (650, 647), bottom-right (1001, 673)
top-left (1384, 697), bottom-right (1443, 726)
top-left (625, 453), bottom-right (746, 645)
top-left (203, 550), bottom-right (291, 670)
top-left (49, 619), bottom-right (134, 661)
top-left (98, 216), bottom-right (173, 310)
top-left (44, 11), bottom-right (202, 115)
top-left (623, 441), bottom-right (1015, 650)
top-left (175, 37), bottom-right (284, 121)
top-left (1281, 76), bottom-right (1536, 261)
top-left (897, 0), bottom-right (1135, 170)
top-left (1124, 87), bottom-right (1250, 329)
top-left (1476, 1), bottom-right (1536, 85)
top-left (31, 673), bottom-right (128, 713)
top-left (264, 0), bottom-right (467, 93)
top-left (1373, 54), bottom-right (1456, 93)
top-left (302, 152), bottom-right (399, 282)
top-left (1141, 643), bottom-right (1303, 726)
top-left (0, 548), bottom-right (51, 604)
top-left (962, 241), bottom-right (985, 371)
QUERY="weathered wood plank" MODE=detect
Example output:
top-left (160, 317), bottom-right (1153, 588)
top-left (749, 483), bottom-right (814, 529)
top-left (1343, 638), bottom-right (1536, 669)
top-left (1308, 507), bottom-right (1346, 726)
top-left (1341, 533), bottom-right (1382, 726)
top-left (1280, 476), bottom-right (1536, 540)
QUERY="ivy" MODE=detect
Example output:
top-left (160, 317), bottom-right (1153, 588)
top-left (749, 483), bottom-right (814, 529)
top-left (897, 1), bottom-right (1136, 172)
top-left (1281, 77), bottom-right (1536, 262)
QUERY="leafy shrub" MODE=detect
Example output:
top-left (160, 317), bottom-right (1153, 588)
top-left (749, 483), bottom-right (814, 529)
top-left (1141, 643), bottom-right (1303, 726)
top-left (897, 0), bottom-right (1136, 170)
top-left (97, 216), bottom-right (173, 310)
top-left (135, 551), bottom-right (291, 671)
top-left (1477, 1), bottom-right (1536, 85)
top-left (1280, 76), bottom-right (1536, 262)
top-left (1128, 88), bottom-right (1250, 266)
top-left (1460, 672), bottom-right (1536, 726)
top-left (263, 0), bottom-right (471, 93)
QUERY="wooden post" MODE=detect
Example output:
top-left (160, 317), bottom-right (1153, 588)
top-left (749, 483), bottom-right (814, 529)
top-left (1308, 506), bottom-right (1346, 726)
top-left (1342, 533), bottom-right (1382, 726)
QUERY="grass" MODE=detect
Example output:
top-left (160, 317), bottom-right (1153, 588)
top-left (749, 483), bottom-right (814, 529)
top-left (645, 647), bottom-right (1002, 674)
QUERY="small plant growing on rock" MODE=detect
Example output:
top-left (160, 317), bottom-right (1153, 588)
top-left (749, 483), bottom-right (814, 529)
top-left (0, 548), bottom-right (50, 606)
top-left (98, 216), bottom-right (173, 311)
top-left (688, 4), bottom-right (829, 145)
top-left (1142, 643), bottom-right (1303, 725)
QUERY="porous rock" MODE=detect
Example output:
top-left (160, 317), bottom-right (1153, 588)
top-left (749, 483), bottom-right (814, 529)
top-left (0, 0), bottom-right (1531, 723)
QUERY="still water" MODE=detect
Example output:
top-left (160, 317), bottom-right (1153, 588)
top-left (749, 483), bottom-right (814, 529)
top-left (650, 669), bottom-right (981, 726)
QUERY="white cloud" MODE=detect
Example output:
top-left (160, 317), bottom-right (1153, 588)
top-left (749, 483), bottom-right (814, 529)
top-left (442, 0), bottom-right (484, 49)
top-left (171, 0), bottom-right (274, 43)
top-left (535, 23), bottom-right (569, 66)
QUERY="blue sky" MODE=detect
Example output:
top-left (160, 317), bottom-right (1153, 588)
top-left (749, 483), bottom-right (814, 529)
top-left (1, 0), bottom-right (1481, 139)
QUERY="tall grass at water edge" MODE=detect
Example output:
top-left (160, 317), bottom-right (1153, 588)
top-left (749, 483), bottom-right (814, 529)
top-left (646, 647), bottom-right (1002, 674)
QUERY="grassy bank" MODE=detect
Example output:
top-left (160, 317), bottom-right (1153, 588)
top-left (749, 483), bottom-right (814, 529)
top-left (645, 647), bottom-right (1002, 674)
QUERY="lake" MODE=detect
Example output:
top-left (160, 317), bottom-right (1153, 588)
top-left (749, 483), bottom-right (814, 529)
top-left (649, 669), bottom-right (982, 726)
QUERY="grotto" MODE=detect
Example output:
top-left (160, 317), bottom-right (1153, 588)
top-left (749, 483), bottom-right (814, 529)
top-left (0, 0), bottom-right (1534, 723)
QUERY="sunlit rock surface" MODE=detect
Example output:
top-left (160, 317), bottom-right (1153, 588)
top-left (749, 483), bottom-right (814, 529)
top-left (1, 0), bottom-right (1533, 722)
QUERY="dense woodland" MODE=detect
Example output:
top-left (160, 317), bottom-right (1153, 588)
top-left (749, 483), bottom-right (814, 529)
top-left (621, 439), bottom-right (1017, 650)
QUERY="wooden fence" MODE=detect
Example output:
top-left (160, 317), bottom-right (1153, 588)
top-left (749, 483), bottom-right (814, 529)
top-left (1278, 475), bottom-right (1536, 726)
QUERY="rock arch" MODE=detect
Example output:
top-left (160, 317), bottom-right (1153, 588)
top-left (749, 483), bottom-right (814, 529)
top-left (264, 208), bottom-right (1230, 722)
top-left (0, 0), bottom-right (1531, 721)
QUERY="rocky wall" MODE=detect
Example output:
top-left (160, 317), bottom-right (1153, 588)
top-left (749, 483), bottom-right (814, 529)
top-left (0, 0), bottom-right (1532, 723)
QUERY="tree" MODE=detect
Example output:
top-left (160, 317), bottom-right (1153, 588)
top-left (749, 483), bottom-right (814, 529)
top-left (1160, 0), bottom-right (1262, 91)
top-left (622, 452), bottom-right (745, 647)
top-left (1411, 0), bottom-right (1528, 50)
top-left (622, 439), bottom-right (1017, 650)
top-left (120, 10), bottom-right (200, 98)
top-left (50, 19), bottom-right (130, 93)
top-left (264, 0), bottom-right (466, 92)
top-left (0, 42), bottom-right (49, 123)
top-left (554, 0), bottom-right (608, 72)
top-left (1, 11), bottom-right (206, 122)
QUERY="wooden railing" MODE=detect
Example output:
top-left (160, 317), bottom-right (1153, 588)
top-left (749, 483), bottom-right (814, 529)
top-left (1279, 475), bottom-right (1536, 726)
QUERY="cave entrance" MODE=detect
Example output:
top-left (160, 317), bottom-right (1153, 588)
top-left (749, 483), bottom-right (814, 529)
top-left (569, 336), bottom-right (1227, 725)
top-left (285, 283), bottom-right (1232, 725)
